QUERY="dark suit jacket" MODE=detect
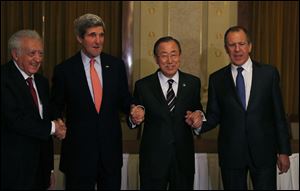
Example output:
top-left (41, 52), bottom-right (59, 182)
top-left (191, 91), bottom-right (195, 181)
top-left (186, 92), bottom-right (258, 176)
top-left (50, 52), bottom-right (132, 176)
top-left (1, 60), bottom-right (54, 189)
top-left (132, 70), bottom-right (203, 178)
top-left (202, 61), bottom-right (291, 169)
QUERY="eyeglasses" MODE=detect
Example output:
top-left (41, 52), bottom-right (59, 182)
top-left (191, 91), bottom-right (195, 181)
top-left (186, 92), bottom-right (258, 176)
top-left (157, 52), bottom-right (179, 61)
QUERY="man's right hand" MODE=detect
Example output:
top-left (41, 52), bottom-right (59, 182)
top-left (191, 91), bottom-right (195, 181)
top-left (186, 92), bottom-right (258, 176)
top-left (130, 104), bottom-right (145, 125)
top-left (53, 118), bottom-right (66, 140)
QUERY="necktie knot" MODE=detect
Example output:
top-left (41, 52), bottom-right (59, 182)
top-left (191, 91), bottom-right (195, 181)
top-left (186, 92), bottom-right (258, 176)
top-left (168, 79), bottom-right (174, 87)
top-left (90, 58), bottom-right (95, 66)
top-left (26, 77), bottom-right (33, 85)
top-left (26, 77), bottom-right (39, 109)
top-left (237, 67), bottom-right (244, 74)
top-left (166, 79), bottom-right (175, 112)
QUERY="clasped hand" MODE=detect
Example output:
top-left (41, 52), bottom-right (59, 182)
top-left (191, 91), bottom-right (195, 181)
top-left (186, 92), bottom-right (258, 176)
top-left (53, 118), bottom-right (67, 140)
top-left (130, 104), bottom-right (145, 125)
top-left (185, 111), bottom-right (203, 128)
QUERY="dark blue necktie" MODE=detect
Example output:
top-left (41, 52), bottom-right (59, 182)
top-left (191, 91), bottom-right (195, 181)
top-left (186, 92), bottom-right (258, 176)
top-left (166, 79), bottom-right (175, 112)
top-left (236, 67), bottom-right (246, 110)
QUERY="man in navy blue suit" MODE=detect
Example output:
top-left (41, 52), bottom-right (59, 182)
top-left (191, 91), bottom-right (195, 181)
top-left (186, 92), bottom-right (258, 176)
top-left (50, 13), bottom-right (143, 189)
top-left (199, 26), bottom-right (291, 189)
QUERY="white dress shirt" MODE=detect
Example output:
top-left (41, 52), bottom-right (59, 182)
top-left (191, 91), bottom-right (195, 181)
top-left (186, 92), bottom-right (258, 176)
top-left (231, 57), bottom-right (253, 109)
top-left (14, 61), bottom-right (55, 135)
top-left (81, 50), bottom-right (103, 102)
top-left (158, 71), bottom-right (179, 98)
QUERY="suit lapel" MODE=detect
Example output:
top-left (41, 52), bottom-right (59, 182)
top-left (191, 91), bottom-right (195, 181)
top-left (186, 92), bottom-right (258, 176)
top-left (9, 61), bottom-right (41, 115)
top-left (73, 53), bottom-right (96, 110)
top-left (174, 71), bottom-right (189, 113)
top-left (152, 72), bottom-right (169, 109)
top-left (35, 75), bottom-right (50, 119)
top-left (100, 53), bottom-right (111, 105)
top-left (35, 76), bottom-right (45, 105)
top-left (225, 65), bottom-right (245, 109)
top-left (247, 61), bottom-right (260, 111)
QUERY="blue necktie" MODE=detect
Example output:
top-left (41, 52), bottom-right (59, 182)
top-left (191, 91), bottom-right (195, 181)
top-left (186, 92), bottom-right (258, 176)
top-left (236, 67), bottom-right (246, 110)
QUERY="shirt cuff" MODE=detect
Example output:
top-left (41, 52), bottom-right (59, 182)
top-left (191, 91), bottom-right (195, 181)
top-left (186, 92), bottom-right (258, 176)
top-left (193, 127), bottom-right (202, 135)
top-left (129, 117), bottom-right (137, 129)
top-left (51, 121), bottom-right (55, 135)
top-left (193, 110), bottom-right (206, 134)
top-left (129, 104), bottom-right (145, 128)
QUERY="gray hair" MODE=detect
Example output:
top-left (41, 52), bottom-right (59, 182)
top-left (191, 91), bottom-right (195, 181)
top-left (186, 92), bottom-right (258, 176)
top-left (74, 13), bottom-right (106, 38)
top-left (8, 29), bottom-right (42, 53)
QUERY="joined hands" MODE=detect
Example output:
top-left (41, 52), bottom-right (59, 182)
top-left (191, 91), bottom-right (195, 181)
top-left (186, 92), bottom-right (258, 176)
top-left (185, 111), bottom-right (203, 129)
top-left (53, 118), bottom-right (66, 140)
top-left (130, 105), bottom-right (145, 125)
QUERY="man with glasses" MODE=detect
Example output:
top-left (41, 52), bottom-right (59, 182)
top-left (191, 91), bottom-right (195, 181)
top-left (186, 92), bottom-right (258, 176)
top-left (130, 36), bottom-right (204, 189)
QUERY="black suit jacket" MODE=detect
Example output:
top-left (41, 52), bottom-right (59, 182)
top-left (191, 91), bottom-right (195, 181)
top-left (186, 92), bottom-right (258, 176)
top-left (202, 61), bottom-right (291, 168)
top-left (1, 60), bottom-right (54, 189)
top-left (50, 52), bottom-right (132, 176)
top-left (133, 70), bottom-right (203, 178)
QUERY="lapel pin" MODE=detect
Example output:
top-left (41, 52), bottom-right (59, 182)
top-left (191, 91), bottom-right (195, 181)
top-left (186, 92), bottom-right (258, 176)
top-left (183, 83), bottom-right (186, 87)
top-left (105, 65), bottom-right (110, 68)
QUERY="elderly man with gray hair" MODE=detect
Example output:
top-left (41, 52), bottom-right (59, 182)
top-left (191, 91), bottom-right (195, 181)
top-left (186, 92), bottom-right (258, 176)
top-left (1, 29), bottom-right (66, 189)
top-left (50, 13), bottom-right (143, 189)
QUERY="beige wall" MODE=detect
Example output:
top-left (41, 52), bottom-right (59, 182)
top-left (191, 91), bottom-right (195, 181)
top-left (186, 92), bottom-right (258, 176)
top-left (124, 1), bottom-right (237, 140)
top-left (132, 1), bottom-right (237, 108)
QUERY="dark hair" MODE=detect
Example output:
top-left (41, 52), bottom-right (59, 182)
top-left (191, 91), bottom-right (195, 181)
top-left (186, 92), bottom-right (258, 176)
top-left (224, 26), bottom-right (251, 45)
top-left (153, 36), bottom-right (181, 56)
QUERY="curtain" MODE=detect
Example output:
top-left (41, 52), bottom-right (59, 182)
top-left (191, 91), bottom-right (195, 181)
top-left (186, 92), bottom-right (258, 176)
top-left (242, 1), bottom-right (299, 116)
top-left (43, 1), bottom-right (122, 82)
top-left (1, 1), bottom-right (42, 65)
top-left (1, 1), bottom-right (122, 83)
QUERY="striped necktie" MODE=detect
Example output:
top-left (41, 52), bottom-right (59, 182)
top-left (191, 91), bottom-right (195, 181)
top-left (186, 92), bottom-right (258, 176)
top-left (166, 79), bottom-right (175, 112)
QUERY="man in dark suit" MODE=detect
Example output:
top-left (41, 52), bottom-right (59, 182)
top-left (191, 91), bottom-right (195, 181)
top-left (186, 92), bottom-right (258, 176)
top-left (131, 36), bottom-right (203, 189)
top-left (200, 26), bottom-right (291, 189)
top-left (50, 13), bottom-right (141, 189)
top-left (1, 30), bottom-right (66, 189)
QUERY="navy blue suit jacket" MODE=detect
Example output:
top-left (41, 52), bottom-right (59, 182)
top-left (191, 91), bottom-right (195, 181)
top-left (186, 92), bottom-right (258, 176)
top-left (202, 61), bottom-right (291, 168)
top-left (50, 52), bottom-right (132, 176)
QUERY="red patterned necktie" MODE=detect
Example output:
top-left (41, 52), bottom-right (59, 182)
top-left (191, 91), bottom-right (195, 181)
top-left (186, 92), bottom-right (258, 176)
top-left (26, 77), bottom-right (39, 109)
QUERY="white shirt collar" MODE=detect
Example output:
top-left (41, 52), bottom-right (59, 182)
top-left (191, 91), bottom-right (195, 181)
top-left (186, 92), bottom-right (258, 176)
top-left (158, 70), bottom-right (179, 84)
top-left (231, 57), bottom-right (252, 72)
top-left (13, 60), bottom-right (34, 80)
top-left (80, 50), bottom-right (101, 66)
